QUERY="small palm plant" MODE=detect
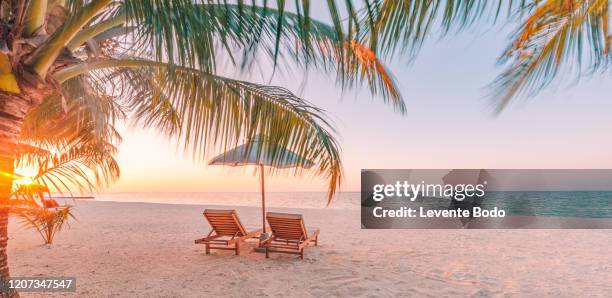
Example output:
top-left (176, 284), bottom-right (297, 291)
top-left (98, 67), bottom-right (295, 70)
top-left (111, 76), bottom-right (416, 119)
top-left (17, 207), bottom-right (74, 245)
top-left (11, 182), bottom-right (75, 245)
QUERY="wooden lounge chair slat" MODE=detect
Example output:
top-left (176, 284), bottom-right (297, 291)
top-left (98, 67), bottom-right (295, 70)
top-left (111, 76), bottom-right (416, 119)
top-left (207, 218), bottom-right (237, 221)
top-left (266, 223), bottom-right (302, 228)
top-left (209, 224), bottom-right (242, 228)
top-left (208, 225), bottom-right (239, 229)
top-left (275, 228), bottom-right (304, 231)
top-left (274, 232), bottom-right (303, 236)
top-left (269, 227), bottom-right (305, 232)
top-left (269, 226), bottom-right (303, 230)
top-left (267, 223), bottom-right (298, 226)
top-left (273, 231), bottom-right (303, 236)
top-left (273, 231), bottom-right (303, 235)
top-left (270, 227), bottom-right (302, 231)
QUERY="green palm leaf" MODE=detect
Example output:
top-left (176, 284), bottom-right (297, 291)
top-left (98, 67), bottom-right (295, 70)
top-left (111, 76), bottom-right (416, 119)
top-left (119, 1), bottom-right (404, 111)
top-left (365, 0), bottom-right (514, 56)
top-left (20, 77), bottom-right (124, 148)
top-left (491, 0), bottom-right (610, 112)
top-left (15, 142), bottom-right (120, 194)
top-left (55, 58), bottom-right (343, 202)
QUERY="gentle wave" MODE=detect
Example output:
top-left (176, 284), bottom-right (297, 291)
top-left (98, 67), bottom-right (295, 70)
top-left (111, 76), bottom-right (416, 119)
top-left (91, 192), bottom-right (361, 210)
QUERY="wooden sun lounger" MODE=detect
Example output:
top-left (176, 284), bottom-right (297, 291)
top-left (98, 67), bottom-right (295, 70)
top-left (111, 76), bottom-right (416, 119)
top-left (262, 212), bottom-right (320, 259)
top-left (194, 209), bottom-right (262, 255)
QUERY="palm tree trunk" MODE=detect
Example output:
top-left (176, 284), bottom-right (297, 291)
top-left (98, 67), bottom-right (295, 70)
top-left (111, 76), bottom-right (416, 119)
top-left (0, 207), bottom-right (17, 297)
top-left (0, 93), bottom-right (30, 298)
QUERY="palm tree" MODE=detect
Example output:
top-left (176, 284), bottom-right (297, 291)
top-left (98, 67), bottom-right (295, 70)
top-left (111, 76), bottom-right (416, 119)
top-left (0, 1), bottom-right (406, 295)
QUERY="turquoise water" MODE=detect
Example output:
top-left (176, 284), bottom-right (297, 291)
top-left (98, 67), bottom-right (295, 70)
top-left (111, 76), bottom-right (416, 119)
top-left (483, 191), bottom-right (612, 218)
top-left (376, 191), bottom-right (612, 219)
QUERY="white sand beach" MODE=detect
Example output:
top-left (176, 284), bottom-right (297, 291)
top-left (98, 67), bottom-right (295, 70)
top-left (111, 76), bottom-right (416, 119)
top-left (9, 201), bottom-right (612, 297)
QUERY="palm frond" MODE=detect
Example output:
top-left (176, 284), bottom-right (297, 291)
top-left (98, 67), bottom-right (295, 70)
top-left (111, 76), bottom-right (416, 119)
top-left (55, 58), bottom-right (342, 202)
top-left (201, 3), bottom-right (405, 111)
top-left (15, 142), bottom-right (120, 194)
top-left (366, 0), bottom-right (533, 57)
top-left (20, 75), bottom-right (124, 148)
top-left (115, 67), bottom-right (183, 135)
top-left (118, 1), bottom-right (403, 111)
top-left (491, 0), bottom-right (610, 112)
top-left (12, 203), bottom-right (75, 245)
top-left (18, 74), bottom-right (122, 194)
top-left (122, 0), bottom-right (217, 72)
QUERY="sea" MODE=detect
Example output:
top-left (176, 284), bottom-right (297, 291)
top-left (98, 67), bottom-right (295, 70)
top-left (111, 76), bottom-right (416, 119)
top-left (63, 191), bottom-right (612, 218)
top-left (369, 191), bottom-right (612, 219)
top-left (92, 191), bottom-right (360, 210)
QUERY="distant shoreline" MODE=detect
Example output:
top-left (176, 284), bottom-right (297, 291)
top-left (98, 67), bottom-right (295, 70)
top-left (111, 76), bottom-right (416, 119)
top-left (50, 200), bottom-right (612, 228)
top-left (54, 192), bottom-right (360, 211)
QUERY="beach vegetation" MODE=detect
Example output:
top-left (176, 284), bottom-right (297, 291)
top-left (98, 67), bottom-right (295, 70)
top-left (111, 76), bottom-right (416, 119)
top-left (9, 139), bottom-right (115, 245)
top-left (0, 1), bottom-right (407, 294)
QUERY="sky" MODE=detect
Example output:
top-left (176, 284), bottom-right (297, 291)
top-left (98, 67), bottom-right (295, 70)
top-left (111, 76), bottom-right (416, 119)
top-left (104, 4), bottom-right (612, 194)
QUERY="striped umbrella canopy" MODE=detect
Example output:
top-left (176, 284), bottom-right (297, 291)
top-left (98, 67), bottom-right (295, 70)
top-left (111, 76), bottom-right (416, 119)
top-left (209, 139), bottom-right (314, 169)
top-left (209, 137), bottom-right (314, 234)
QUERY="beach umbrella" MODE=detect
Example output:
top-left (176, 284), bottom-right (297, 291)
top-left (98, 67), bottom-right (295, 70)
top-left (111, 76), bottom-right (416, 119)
top-left (208, 137), bottom-right (314, 234)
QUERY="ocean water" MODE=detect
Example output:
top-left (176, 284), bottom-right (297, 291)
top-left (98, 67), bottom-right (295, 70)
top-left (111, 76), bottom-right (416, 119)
top-left (485, 191), bottom-right (612, 218)
top-left (73, 191), bottom-right (612, 218)
top-left (374, 191), bottom-right (612, 218)
top-left (92, 192), bottom-right (361, 210)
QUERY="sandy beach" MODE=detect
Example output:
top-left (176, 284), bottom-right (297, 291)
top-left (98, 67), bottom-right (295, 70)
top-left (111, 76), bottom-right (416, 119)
top-left (8, 200), bottom-right (612, 297)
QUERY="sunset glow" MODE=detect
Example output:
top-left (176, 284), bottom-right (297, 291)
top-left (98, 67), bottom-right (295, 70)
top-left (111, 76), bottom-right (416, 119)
top-left (2, 1), bottom-right (611, 297)
top-left (14, 176), bottom-right (35, 186)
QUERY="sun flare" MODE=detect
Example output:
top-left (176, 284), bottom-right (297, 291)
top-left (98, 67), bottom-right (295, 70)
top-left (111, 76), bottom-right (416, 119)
top-left (14, 176), bottom-right (35, 186)
top-left (15, 166), bottom-right (38, 178)
top-left (13, 166), bottom-right (39, 186)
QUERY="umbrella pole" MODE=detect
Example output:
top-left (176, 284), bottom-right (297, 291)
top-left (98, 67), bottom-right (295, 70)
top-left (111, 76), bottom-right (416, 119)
top-left (260, 163), bottom-right (266, 234)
